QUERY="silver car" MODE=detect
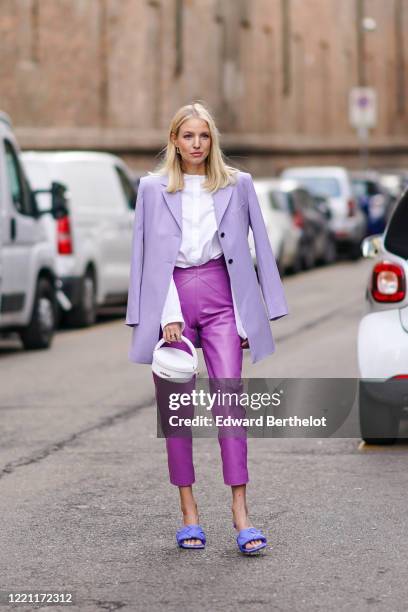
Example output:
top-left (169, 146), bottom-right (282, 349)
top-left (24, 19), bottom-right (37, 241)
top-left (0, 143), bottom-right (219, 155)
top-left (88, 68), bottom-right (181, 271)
top-left (281, 166), bottom-right (367, 259)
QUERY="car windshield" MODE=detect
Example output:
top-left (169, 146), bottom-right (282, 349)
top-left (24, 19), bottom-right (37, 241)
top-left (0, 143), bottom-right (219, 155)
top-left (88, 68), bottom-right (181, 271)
top-left (384, 190), bottom-right (408, 258)
top-left (272, 190), bottom-right (292, 214)
top-left (352, 180), bottom-right (369, 198)
top-left (291, 176), bottom-right (341, 198)
top-left (270, 190), bottom-right (288, 211)
top-left (352, 179), bottom-right (380, 198)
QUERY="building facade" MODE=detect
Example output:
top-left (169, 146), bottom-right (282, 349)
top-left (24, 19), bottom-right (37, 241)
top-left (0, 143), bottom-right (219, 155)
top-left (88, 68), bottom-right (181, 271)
top-left (1, 0), bottom-right (407, 174)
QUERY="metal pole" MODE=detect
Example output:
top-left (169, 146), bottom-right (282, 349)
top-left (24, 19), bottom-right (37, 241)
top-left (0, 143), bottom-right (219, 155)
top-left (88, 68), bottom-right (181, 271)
top-left (357, 125), bottom-right (369, 170)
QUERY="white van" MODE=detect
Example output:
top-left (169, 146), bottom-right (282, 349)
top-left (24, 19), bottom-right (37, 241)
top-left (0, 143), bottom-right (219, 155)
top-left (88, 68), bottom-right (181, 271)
top-left (249, 179), bottom-right (300, 273)
top-left (22, 151), bottom-right (138, 327)
top-left (281, 166), bottom-right (367, 258)
top-left (0, 112), bottom-right (67, 349)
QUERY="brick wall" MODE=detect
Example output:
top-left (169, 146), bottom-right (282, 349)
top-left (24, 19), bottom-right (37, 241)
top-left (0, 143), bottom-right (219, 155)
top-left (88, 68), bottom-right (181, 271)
top-left (1, 0), bottom-right (407, 173)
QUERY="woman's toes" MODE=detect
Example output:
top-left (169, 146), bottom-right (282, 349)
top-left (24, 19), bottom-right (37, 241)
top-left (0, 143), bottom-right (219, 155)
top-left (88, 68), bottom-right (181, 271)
top-left (184, 538), bottom-right (201, 546)
top-left (245, 539), bottom-right (261, 550)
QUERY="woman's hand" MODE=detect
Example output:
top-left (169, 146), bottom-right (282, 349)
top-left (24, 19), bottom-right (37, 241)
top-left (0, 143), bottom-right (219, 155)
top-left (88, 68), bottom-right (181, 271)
top-left (240, 338), bottom-right (249, 348)
top-left (163, 322), bottom-right (183, 343)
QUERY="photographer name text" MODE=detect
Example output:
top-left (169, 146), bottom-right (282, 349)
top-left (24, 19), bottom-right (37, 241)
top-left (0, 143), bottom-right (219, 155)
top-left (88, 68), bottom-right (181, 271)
top-left (168, 415), bottom-right (327, 428)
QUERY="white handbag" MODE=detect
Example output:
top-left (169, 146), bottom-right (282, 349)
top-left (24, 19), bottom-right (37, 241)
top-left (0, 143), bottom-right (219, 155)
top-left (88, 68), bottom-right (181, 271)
top-left (152, 335), bottom-right (198, 383)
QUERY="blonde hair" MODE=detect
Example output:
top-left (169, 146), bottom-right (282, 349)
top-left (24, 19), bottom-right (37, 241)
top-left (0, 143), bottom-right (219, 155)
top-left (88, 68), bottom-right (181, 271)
top-left (153, 102), bottom-right (239, 193)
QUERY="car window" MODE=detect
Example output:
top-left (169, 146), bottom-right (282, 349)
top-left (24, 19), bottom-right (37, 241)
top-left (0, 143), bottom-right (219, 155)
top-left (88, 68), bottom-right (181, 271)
top-left (367, 182), bottom-right (380, 196)
top-left (115, 166), bottom-right (137, 210)
top-left (286, 192), bottom-right (298, 214)
top-left (273, 191), bottom-right (291, 213)
top-left (4, 139), bottom-right (35, 216)
top-left (352, 180), bottom-right (368, 198)
top-left (21, 158), bottom-right (53, 212)
top-left (291, 176), bottom-right (341, 198)
top-left (352, 179), bottom-right (380, 198)
top-left (384, 191), bottom-right (408, 258)
top-left (267, 192), bottom-right (281, 210)
top-left (294, 188), bottom-right (312, 209)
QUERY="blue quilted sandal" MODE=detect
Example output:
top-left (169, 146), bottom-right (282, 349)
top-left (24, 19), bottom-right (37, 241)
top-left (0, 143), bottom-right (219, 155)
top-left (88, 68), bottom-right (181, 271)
top-left (236, 527), bottom-right (267, 554)
top-left (176, 524), bottom-right (206, 549)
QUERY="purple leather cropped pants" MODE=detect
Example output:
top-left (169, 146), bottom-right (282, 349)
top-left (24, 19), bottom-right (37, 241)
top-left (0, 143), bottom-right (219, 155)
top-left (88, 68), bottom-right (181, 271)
top-left (152, 256), bottom-right (249, 487)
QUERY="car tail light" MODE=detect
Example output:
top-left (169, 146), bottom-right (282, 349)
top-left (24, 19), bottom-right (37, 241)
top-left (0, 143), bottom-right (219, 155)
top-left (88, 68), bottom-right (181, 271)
top-left (293, 211), bottom-right (304, 228)
top-left (57, 215), bottom-right (73, 255)
top-left (391, 375), bottom-right (408, 379)
top-left (347, 198), bottom-right (357, 217)
top-left (371, 261), bottom-right (405, 302)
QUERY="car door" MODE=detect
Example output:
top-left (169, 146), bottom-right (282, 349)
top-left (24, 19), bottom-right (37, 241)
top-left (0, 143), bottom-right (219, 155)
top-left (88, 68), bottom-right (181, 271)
top-left (0, 137), bottom-right (39, 320)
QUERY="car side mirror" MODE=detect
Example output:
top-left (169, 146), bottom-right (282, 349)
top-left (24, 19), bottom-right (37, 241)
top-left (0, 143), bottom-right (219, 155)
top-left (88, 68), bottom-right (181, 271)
top-left (33, 181), bottom-right (69, 219)
top-left (361, 234), bottom-right (383, 258)
top-left (50, 181), bottom-right (68, 219)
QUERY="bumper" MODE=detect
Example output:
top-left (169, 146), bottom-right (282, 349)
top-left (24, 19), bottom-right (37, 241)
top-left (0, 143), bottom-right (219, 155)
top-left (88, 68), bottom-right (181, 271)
top-left (57, 276), bottom-right (83, 309)
top-left (360, 379), bottom-right (408, 409)
top-left (358, 310), bottom-right (408, 379)
top-left (330, 217), bottom-right (365, 244)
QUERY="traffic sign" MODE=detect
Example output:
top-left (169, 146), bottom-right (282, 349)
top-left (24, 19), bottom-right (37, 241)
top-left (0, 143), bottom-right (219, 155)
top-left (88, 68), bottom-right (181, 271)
top-left (349, 87), bottom-right (377, 129)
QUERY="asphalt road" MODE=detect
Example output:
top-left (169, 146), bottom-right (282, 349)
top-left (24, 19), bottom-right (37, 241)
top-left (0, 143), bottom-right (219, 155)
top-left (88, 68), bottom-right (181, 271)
top-left (1, 258), bottom-right (407, 612)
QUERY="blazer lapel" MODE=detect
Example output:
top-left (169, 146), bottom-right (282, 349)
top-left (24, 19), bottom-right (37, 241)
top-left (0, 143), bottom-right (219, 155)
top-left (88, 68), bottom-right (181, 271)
top-left (212, 184), bottom-right (233, 227)
top-left (160, 176), bottom-right (182, 231)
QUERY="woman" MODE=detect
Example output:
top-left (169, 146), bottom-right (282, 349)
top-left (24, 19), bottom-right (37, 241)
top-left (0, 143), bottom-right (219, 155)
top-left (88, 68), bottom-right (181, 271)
top-left (126, 102), bottom-right (288, 553)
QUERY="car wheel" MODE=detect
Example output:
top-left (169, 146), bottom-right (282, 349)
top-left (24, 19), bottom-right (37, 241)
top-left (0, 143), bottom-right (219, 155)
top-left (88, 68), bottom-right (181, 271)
top-left (324, 236), bottom-right (337, 265)
top-left (287, 251), bottom-right (302, 275)
top-left (19, 277), bottom-right (56, 350)
top-left (349, 241), bottom-right (361, 261)
top-left (302, 247), bottom-right (316, 270)
top-left (359, 382), bottom-right (400, 445)
top-left (65, 270), bottom-right (97, 328)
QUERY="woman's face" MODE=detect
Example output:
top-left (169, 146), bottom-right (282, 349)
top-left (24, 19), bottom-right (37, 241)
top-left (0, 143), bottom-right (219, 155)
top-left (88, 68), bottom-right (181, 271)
top-left (172, 118), bottom-right (211, 171)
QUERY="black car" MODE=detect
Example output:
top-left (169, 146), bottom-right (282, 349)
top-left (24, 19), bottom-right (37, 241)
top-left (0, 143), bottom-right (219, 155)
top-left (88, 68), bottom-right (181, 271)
top-left (279, 181), bottom-right (337, 270)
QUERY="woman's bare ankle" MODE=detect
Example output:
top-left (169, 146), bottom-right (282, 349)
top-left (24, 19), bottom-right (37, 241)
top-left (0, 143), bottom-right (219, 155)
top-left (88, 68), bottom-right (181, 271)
top-left (231, 503), bottom-right (250, 530)
top-left (181, 501), bottom-right (199, 525)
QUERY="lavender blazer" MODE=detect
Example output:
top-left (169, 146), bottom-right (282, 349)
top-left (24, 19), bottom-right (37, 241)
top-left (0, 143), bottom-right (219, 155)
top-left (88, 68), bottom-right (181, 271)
top-left (125, 171), bottom-right (288, 364)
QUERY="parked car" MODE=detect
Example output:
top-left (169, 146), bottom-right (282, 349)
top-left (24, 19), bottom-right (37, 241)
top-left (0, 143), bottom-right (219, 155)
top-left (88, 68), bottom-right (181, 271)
top-left (278, 179), bottom-right (337, 270)
top-left (378, 169), bottom-right (408, 201)
top-left (357, 188), bottom-right (408, 444)
top-left (281, 166), bottom-right (366, 259)
top-left (350, 171), bottom-right (394, 235)
top-left (131, 171), bottom-right (146, 199)
top-left (22, 151), bottom-right (137, 327)
top-left (0, 111), bottom-right (67, 349)
top-left (248, 179), bottom-right (301, 274)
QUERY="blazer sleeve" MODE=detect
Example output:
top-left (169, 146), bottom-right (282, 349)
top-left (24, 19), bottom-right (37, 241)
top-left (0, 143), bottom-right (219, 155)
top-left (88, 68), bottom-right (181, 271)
top-left (246, 174), bottom-right (289, 321)
top-left (125, 179), bottom-right (145, 326)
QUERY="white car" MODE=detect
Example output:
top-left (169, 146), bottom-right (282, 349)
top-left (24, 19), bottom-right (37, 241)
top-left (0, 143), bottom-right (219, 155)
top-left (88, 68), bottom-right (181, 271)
top-left (0, 111), bottom-right (67, 349)
top-left (249, 179), bottom-right (300, 273)
top-left (357, 189), bottom-right (408, 444)
top-left (281, 166), bottom-right (367, 259)
top-left (22, 151), bottom-right (137, 327)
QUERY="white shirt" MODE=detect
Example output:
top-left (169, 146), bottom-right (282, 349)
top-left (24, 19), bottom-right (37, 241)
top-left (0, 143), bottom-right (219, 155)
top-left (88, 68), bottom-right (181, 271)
top-left (161, 174), bottom-right (247, 339)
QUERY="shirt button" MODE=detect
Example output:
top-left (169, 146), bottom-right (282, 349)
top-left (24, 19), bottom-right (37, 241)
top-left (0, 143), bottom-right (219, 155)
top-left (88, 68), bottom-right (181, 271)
top-left (220, 232), bottom-right (225, 238)
top-left (228, 258), bottom-right (233, 264)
